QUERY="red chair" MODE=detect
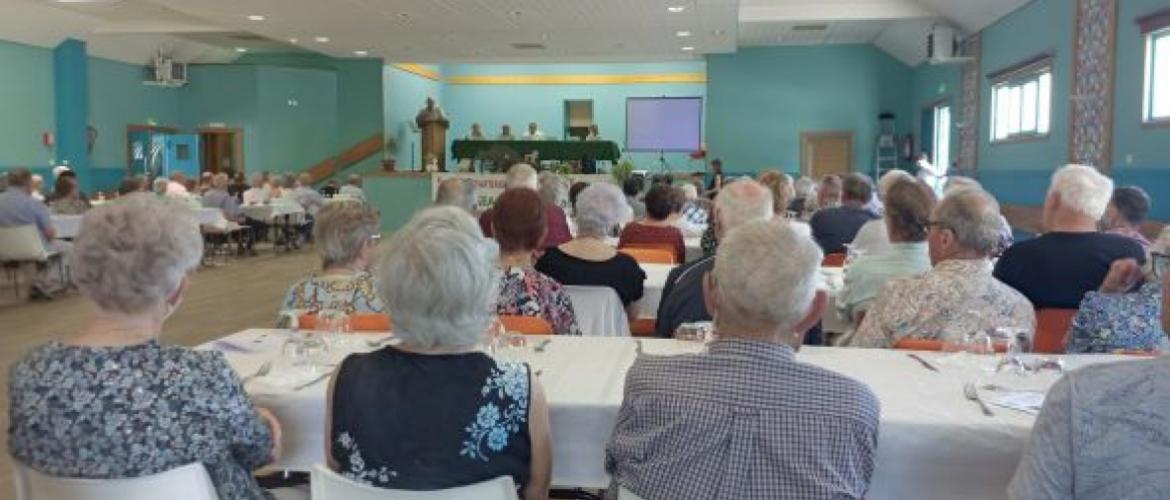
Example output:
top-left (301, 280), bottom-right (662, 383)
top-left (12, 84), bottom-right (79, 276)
top-left (822, 253), bottom-right (847, 267)
top-left (629, 318), bottom-right (657, 337)
top-left (298, 313), bottom-right (392, 332)
top-left (1034, 309), bottom-right (1077, 354)
top-left (892, 337), bottom-right (1008, 353)
top-left (620, 246), bottom-right (678, 265)
top-left (499, 315), bottom-right (555, 335)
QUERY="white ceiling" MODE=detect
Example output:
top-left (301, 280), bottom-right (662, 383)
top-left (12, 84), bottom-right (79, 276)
top-left (1, 0), bottom-right (1031, 66)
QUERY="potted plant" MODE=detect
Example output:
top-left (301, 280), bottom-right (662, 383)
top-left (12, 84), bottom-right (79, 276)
top-left (611, 159), bottom-right (635, 183)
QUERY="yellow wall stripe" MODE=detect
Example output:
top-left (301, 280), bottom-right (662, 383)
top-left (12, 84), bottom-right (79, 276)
top-left (445, 72), bottom-right (707, 85)
top-left (392, 63), bottom-right (441, 81)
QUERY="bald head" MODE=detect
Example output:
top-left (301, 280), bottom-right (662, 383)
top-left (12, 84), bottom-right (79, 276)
top-left (505, 163), bottom-right (539, 190)
top-left (435, 178), bottom-right (476, 213)
top-left (714, 179), bottom-right (774, 240)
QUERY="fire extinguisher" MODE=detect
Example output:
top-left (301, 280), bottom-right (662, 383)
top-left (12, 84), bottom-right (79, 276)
top-left (42, 131), bottom-right (54, 150)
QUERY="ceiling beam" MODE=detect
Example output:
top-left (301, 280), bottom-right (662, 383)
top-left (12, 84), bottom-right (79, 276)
top-left (739, 0), bottom-right (935, 23)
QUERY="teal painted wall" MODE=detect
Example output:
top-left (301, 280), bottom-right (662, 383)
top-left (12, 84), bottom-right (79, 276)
top-left (335, 60), bottom-right (385, 175)
top-left (178, 65), bottom-right (260, 172)
top-left (254, 65), bottom-right (338, 172)
top-left (707, 45), bottom-right (911, 175)
top-left (383, 65), bottom-right (442, 170)
top-left (88, 57), bottom-right (180, 172)
top-left (908, 62), bottom-right (962, 169)
top-left (1114, 0), bottom-right (1170, 171)
top-left (0, 40), bottom-right (54, 169)
top-left (363, 175), bottom-right (434, 232)
top-left (441, 62), bottom-right (707, 171)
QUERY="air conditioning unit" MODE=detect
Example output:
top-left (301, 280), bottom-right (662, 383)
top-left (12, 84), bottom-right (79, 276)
top-left (927, 24), bottom-right (973, 65)
top-left (143, 50), bottom-right (187, 88)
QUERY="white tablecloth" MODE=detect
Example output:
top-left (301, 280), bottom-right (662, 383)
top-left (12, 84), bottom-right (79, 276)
top-left (205, 330), bottom-right (1132, 498)
top-left (50, 214), bottom-right (82, 239)
top-left (632, 263), bottom-right (674, 319)
top-left (195, 207), bottom-right (230, 230)
top-left (241, 202), bottom-right (305, 222)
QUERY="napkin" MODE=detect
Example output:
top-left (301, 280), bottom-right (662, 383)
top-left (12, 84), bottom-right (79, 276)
top-left (988, 391), bottom-right (1046, 415)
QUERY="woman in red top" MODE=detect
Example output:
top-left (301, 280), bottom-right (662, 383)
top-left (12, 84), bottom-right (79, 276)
top-left (618, 184), bottom-right (686, 263)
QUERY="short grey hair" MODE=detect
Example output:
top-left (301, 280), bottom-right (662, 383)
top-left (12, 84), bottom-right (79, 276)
top-left (945, 176), bottom-right (982, 193)
top-left (347, 174), bottom-right (363, 187)
top-left (1049, 164), bottom-right (1113, 219)
top-left (71, 194), bottom-right (203, 314)
top-left (435, 178), bottom-right (477, 213)
top-left (538, 172), bottom-right (567, 207)
top-left (794, 177), bottom-right (817, 198)
top-left (376, 206), bottom-right (499, 349)
top-left (934, 188), bottom-right (1004, 257)
top-left (505, 163), bottom-right (538, 190)
top-left (715, 220), bottom-right (822, 332)
top-left (152, 178), bottom-right (168, 194)
top-left (715, 179), bottom-right (774, 234)
top-left (314, 202), bottom-right (381, 268)
top-left (878, 169), bottom-right (915, 198)
top-left (575, 183), bottom-right (632, 238)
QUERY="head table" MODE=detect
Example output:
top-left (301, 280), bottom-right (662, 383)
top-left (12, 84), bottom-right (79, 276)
top-left (201, 330), bottom-right (1132, 499)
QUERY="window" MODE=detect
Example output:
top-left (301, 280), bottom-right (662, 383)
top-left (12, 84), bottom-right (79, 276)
top-left (990, 69), bottom-right (1052, 142)
top-left (1144, 27), bottom-right (1170, 123)
top-left (932, 103), bottom-right (951, 174)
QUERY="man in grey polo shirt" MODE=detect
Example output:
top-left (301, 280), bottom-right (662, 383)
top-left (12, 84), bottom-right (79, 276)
top-left (0, 169), bottom-right (72, 298)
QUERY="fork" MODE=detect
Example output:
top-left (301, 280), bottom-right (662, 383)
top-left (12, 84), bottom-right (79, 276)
top-left (241, 361), bottom-right (273, 384)
top-left (533, 339), bottom-right (552, 353)
top-left (963, 382), bottom-right (995, 416)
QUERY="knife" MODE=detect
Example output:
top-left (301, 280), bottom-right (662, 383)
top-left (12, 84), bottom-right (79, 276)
top-left (907, 353), bottom-right (939, 372)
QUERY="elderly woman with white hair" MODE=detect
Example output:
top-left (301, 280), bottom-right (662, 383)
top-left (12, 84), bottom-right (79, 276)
top-left (280, 202), bottom-right (385, 318)
top-left (994, 164), bottom-right (1147, 309)
top-left (325, 206), bottom-right (552, 499)
top-left (8, 194), bottom-right (282, 500)
top-left (536, 183), bottom-right (646, 314)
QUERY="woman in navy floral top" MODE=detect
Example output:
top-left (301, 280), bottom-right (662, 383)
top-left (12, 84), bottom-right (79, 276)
top-left (8, 195), bottom-right (280, 500)
top-left (327, 206), bottom-right (552, 499)
top-left (492, 189), bottom-right (582, 335)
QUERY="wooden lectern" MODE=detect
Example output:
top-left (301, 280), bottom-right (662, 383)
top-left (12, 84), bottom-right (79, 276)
top-left (415, 98), bottom-right (449, 172)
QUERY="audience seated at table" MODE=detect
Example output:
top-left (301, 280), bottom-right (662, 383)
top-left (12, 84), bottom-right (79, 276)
top-left (339, 174), bottom-right (366, 201)
top-left (479, 164), bottom-right (572, 249)
top-left (243, 173), bottom-right (272, 205)
top-left (8, 194), bottom-right (282, 500)
top-left (434, 177), bottom-right (478, 214)
top-left (1100, 185), bottom-right (1152, 251)
top-left (608, 219), bottom-right (879, 500)
top-left (536, 183), bottom-right (645, 317)
top-left (675, 183), bottom-right (710, 233)
top-left (618, 184), bottom-right (686, 262)
top-left (655, 180), bottom-right (774, 337)
top-left (492, 188), bottom-right (582, 335)
top-left (1009, 264), bottom-right (1170, 499)
top-left (622, 176), bottom-right (647, 219)
top-left (327, 205), bottom-right (551, 499)
top-left (855, 188), bottom-right (1034, 348)
top-left (0, 169), bottom-right (72, 298)
top-left (203, 173), bottom-right (257, 256)
top-left (1065, 251), bottom-right (1169, 354)
top-left (994, 165), bottom-right (1146, 309)
top-left (810, 173), bottom-right (879, 254)
top-left (839, 179), bottom-right (935, 325)
top-left (850, 169), bottom-right (915, 255)
top-left (47, 176), bottom-right (90, 215)
top-left (758, 170), bottom-right (811, 236)
top-left (286, 174), bottom-right (325, 216)
top-left (280, 202), bottom-right (384, 320)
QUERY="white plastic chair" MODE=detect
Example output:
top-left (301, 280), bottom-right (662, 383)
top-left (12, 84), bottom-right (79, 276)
top-left (619, 487), bottom-right (648, 500)
top-left (564, 285), bottom-right (631, 337)
top-left (310, 464), bottom-right (519, 500)
top-left (0, 225), bottom-right (51, 295)
top-left (13, 462), bottom-right (219, 500)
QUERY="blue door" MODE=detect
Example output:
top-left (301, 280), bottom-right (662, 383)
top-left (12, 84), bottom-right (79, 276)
top-left (165, 134), bottom-right (201, 179)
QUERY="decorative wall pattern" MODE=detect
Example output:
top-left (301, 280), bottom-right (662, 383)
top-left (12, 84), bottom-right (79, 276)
top-left (1069, 0), bottom-right (1117, 170)
top-left (957, 33), bottom-right (981, 176)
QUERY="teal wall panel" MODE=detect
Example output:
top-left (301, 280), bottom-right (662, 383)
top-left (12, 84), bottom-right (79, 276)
top-left (0, 40), bottom-right (54, 168)
top-left (363, 175), bottom-right (435, 232)
top-left (88, 57), bottom-right (180, 171)
top-left (707, 45), bottom-right (911, 175)
top-left (53, 39), bottom-right (89, 188)
top-left (254, 65), bottom-right (338, 173)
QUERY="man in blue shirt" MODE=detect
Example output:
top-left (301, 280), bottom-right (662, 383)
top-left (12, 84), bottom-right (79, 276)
top-left (0, 169), bottom-right (72, 298)
top-left (810, 173), bottom-right (879, 254)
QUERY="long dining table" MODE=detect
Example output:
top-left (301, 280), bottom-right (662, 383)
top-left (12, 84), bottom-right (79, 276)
top-left (203, 330), bottom-right (1134, 499)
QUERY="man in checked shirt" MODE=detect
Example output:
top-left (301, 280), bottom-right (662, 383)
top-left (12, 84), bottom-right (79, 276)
top-left (606, 219), bottom-right (880, 500)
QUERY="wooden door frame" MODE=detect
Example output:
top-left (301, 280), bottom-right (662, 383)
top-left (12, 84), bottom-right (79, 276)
top-left (799, 131), bottom-right (853, 177)
top-left (125, 124), bottom-right (178, 171)
top-left (197, 127), bottom-right (245, 175)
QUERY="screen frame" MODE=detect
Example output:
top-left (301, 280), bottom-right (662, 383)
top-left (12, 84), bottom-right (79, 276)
top-left (624, 96), bottom-right (704, 153)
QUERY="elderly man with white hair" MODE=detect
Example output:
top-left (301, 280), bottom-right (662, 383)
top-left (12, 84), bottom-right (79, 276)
top-left (608, 220), bottom-right (880, 500)
top-left (655, 179), bottom-right (775, 337)
top-left (994, 164), bottom-right (1146, 309)
top-left (0, 168), bottom-right (72, 298)
top-left (855, 188), bottom-right (1034, 348)
top-left (477, 163), bottom-right (571, 248)
top-left (850, 169), bottom-right (916, 254)
top-left (326, 206), bottom-right (552, 499)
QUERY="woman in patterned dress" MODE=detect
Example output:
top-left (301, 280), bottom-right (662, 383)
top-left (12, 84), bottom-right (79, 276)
top-left (326, 206), bottom-right (552, 499)
top-left (492, 188), bottom-right (582, 335)
top-left (8, 194), bottom-right (282, 500)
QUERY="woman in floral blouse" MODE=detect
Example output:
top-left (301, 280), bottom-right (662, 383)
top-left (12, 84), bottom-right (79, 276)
top-left (8, 195), bottom-right (281, 500)
top-left (492, 188), bottom-right (582, 335)
top-left (280, 201), bottom-right (385, 321)
top-left (327, 206), bottom-right (552, 499)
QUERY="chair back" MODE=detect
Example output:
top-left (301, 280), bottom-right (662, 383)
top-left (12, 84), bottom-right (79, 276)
top-left (310, 464), bottom-right (519, 500)
top-left (13, 462), bottom-right (219, 500)
top-left (619, 246), bottom-right (677, 265)
top-left (629, 318), bottom-right (657, 337)
top-left (892, 337), bottom-right (1009, 353)
top-left (564, 285), bottom-right (631, 336)
top-left (0, 226), bottom-right (49, 262)
top-left (499, 315), bottom-right (555, 335)
top-left (618, 487), bottom-right (648, 500)
top-left (821, 252), bottom-right (847, 267)
top-left (1035, 308), bottom-right (1077, 354)
top-left (298, 313), bottom-right (393, 332)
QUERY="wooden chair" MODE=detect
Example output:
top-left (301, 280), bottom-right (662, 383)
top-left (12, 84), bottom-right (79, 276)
top-left (1034, 309), bottom-right (1077, 354)
top-left (821, 252), bottom-right (847, 267)
top-left (499, 315), bottom-right (554, 335)
top-left (620, 246), bottom-right (677, 265)
top-left (298, 313), bottom-right (393, 332)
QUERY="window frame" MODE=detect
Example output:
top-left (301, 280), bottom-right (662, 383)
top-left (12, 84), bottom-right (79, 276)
top-left (1143, 27), bottom-right (1170, 126)
top-left (988, 65), bottom-right (1053, 144)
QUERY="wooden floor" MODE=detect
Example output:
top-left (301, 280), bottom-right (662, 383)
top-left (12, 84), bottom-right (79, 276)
top-left (0, 245), bottom-right (321, 497)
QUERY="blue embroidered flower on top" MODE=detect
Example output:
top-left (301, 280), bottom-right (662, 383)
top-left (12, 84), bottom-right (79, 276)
top-left (460, 361), bottom-right (530, 462)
